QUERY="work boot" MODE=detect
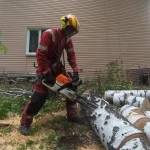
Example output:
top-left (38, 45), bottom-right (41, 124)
top-left (68, 116), bottom-right (87, 125)
top-left (19, 124), bottom-right (30, 136)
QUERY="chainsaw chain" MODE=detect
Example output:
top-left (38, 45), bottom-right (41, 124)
top-left (75, 95), bottom-right (98, 110)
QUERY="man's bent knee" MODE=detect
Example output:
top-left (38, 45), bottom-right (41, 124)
top-left (26, 91), bottom-right (48, 115)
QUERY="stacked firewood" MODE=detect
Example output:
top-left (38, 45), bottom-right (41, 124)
top-left (82, 90), bottom-right (150, 150)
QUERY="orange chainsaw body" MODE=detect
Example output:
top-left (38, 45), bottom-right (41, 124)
top-left (42, 74), bottom-right (76, 100)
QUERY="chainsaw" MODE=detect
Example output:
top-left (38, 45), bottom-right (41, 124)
top-left (42, 74), bottom-right (98, 110)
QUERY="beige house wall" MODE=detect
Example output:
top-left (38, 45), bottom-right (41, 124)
top-left (0, 0), bottom-right (150, 80)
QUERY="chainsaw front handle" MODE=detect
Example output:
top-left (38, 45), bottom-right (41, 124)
top-left (42, 79), bottom-right (82, 92)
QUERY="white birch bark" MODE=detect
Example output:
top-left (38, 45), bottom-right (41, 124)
top-left (145, 111), bottom-right (150, 118)
top-left (120, 105), bottom-right (150, 141)
top-left (113, 93), bottom-right (150, 111)
top-left (82, 90), bottom-right (150, 150)
top-left (120, 138), bottom-right (150, 150)
top-left (104, 90), bottom-right (150, 102)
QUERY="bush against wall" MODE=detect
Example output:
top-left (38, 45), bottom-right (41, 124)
top-left (0, 31), bottom-right (7, 54)
top-left (80, 58), bottom-right (133, 95)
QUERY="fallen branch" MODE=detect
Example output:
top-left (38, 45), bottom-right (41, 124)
top-left (0, 88), bottom-right (32, 98)
top-left (0, 123), bottom-right (9, 127)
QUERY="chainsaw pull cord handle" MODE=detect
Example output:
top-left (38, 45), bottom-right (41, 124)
top-left (57, 78), bottom-right (76, 92)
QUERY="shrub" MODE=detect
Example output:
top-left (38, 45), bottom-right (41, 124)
top-left (80, 59), bottom-right (132, 95)
top-left (0, 30), bottom-right (7, 54)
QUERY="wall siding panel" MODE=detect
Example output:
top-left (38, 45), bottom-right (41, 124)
top-left (0, 0), bottom-right (150, 81)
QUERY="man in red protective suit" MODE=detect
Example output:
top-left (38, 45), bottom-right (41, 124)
top-left (20, 14), bottom-right (83, 136)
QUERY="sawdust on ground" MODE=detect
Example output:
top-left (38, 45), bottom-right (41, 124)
top-left (0, 112), bottom-right (105, 150)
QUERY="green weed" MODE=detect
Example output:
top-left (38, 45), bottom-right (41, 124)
top-left (26, 139), bottom-right (34, 147)
top-left (17, 145), bottom-right (26, 150)
top-left (30, 125), bottom-right (41, 136)
top-left (41, 132), bottom-right (60, 145)
top-left (39, 144), bottom-right (44, 149)
top-left (0, 109), bottom-right (8, 119)
top-left (41, 96), bottom-right (62, 113)
top-left (1, 126), bottom-right (12, 133)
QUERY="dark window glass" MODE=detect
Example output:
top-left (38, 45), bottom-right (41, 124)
top-left (41, 29), bottom-right (46, 34)
top-left (29, 30), bottom-right (39, 52)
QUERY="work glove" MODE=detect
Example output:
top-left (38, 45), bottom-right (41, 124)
top-left (37, 72), bottom-right (55, 84)
top-left (44, 72), bottom-right (55, 84)
top-left (72, 72), bottom-right (79, 82)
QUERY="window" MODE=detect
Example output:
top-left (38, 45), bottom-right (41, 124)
top-left (26, 29), bottom-right (47, 56)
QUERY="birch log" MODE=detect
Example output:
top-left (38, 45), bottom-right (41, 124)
top-left (120, 105), bottom-right (150, 141)
top-left (82, 90), bottom-right (150, 150)
top-left (145, 111), bottom-right (150, 118)
top-left (113, 93), bottom-right (150, 111)
top-left (104, 90), bottom-right (150, 103)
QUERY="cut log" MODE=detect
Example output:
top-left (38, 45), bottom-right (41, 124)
top-left (120, 105), bottom-right (150, 141)
top-left (145, 111), bottom-right (150, 118)
top-left (120, 138), bottom-right (150, 150)
top-left (113, 93), bottom-right (150, 111)
top-left (82, 90), bottom-right (150, 150)
top-left (104, 90), bottom-right (150, 103)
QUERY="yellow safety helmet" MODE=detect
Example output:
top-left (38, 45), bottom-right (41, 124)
top-left (60, 14), bottom-right (80, 38)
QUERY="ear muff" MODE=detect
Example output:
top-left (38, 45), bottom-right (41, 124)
top-left (61, 22), bottom-right (66, 28)
top-left (64, 17), bottom-right (69, 22)
top-left (61, 16), bottom-right (69, 28)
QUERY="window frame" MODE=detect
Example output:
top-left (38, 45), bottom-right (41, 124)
top-left (26, 28), bottom-right (46, 56)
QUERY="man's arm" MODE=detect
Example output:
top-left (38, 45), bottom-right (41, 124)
top-left (65, 38), bottom-right (79, 72)
top-left (36, 31), bottom-right (51, 75)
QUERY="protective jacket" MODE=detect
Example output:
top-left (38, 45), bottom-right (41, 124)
top-left (20, 19), bottom-right (80, 131)
top-left (36, 27), bottom-right (79, 75)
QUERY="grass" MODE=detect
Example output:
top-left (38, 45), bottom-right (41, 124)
top-left (0, 82), bottom-right (104, 150)
top-left (0, 58), bottom-right (148, 150)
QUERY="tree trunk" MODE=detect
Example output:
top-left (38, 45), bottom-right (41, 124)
top-left (120, 104), bottom-right (150, 141)
top-left (145, 111), bottom-right (150, 118)
top-left (104, 90), bottom-right (150, 103)
top-left (113, 92), bottom-right (150, 111)
top-left (82, 90), bottom-right (150, 150)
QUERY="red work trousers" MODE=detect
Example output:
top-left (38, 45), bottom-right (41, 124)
top-left (20, 79), bottom-right (78, 126)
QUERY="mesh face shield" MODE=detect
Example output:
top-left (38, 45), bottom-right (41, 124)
top-left (63, 25), bottom-right (78, 38)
